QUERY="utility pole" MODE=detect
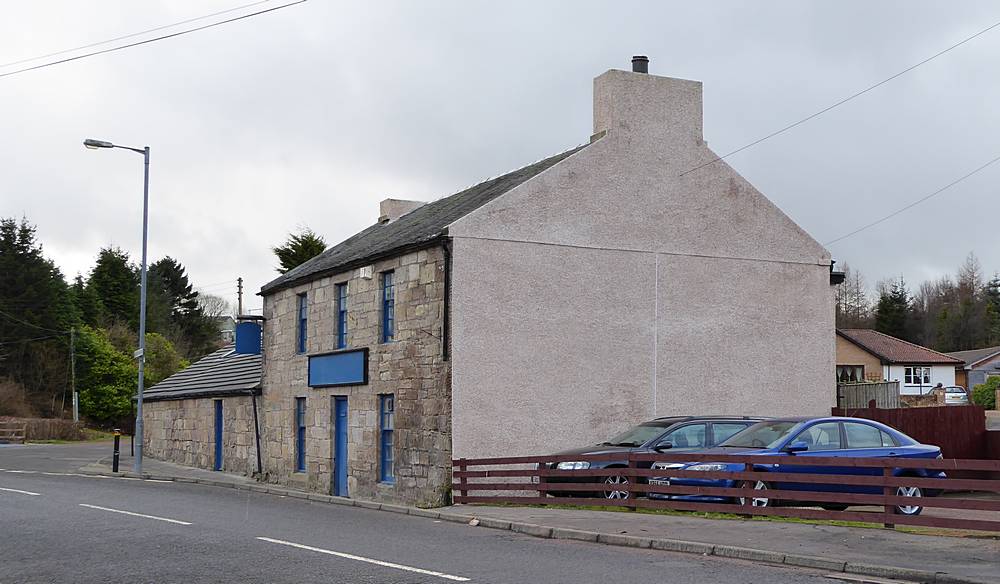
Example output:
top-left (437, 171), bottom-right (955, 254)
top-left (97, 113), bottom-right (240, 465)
top-left (71, 327), bottom-right (78, 422)
top-left (237, 277), bottom-right (244, 317)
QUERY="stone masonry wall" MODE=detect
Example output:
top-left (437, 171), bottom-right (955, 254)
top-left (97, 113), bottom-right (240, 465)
top-left (144, 396), bottom-right (258, 475)
top-left (261, 245), bottom-right (451, 507)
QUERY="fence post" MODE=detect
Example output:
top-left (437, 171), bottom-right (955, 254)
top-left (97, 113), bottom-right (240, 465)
top-left (627, 455), bottom-right (638, 510)
top-left (882, 466), bottom-right (895, 529)
top-left (740, 462), bottom-right (753, 516)
top-left (456, 458), bottom-right (468, 504)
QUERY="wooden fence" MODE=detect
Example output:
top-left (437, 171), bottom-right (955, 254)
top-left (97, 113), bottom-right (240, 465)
top-left (831, 405), bottom-right (988, 461)
top-left (836, 381), bottom-right (900, 409)
top-left (0, 421), bottom-right (27, 443)
top-left (453, 452), bottom-right (1000, 533)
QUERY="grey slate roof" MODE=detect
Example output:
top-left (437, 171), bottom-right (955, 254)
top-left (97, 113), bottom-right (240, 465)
top-left (260, 144), bottom-right (588, 295)
top-left (143, 345), bottom-right (261, 402)
top-left (946, 346), bottom-right (1000, 368)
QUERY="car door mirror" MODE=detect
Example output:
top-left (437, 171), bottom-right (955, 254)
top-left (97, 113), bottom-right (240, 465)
top-left (784, 441), bottom-right (809, 454)
top-left (653, 442), bottom-right (673, 452)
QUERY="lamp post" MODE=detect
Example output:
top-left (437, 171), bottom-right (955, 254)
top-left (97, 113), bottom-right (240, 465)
top-left (84, 138), bottom-right (150, 475)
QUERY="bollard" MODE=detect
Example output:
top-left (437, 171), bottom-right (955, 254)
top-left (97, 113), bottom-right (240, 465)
top-left (112, 429), bottom-right (121, 473)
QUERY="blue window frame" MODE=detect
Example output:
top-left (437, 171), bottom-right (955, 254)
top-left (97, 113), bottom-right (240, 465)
top-left (381, 271), bottom-right (395, 343)
top-left (297, 293), bottom-right (308, 354)
top-left (336, 283), bottom-right (348, 349)
top-left (295, 397), bottom-right (307, 472)
top-left (379, 394), bottom-right (395, 483)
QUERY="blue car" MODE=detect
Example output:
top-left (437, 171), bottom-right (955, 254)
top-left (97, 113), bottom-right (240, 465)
top-left (648, 417), bottom-right (944, 516)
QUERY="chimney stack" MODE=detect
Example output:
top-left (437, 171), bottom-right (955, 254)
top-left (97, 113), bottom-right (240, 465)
top-left (379, 198), bottom-right (426, 223)
top-left (631, 55), bottom-right (649, 74)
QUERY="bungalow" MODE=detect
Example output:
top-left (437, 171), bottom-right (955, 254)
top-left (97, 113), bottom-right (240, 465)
top-left (836, 329), bottom-right (962, 395)
top-left (947, 345), bottom-right (1000, 391)
top-left (249, 56), bottom-right (838, 506)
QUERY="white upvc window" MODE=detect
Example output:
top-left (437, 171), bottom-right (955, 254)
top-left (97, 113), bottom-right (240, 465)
top-left (903, 366), bottom-right (931, 386)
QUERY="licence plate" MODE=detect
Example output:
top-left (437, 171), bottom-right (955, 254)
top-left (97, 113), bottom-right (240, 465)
top-left (648, 479), bottom-right (670, 486)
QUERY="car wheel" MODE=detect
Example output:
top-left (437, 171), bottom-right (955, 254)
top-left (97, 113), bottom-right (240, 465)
top-left (738, 480), bottom-right (773, 508)
top-left (820, 504), bottom-right (849, 511)
top-left (603, 474), bottom-right (630, 500)
top-left (894, 485), bottom-right (923, 516)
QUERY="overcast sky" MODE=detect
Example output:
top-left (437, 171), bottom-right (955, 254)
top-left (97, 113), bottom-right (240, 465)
top-left (3, 0), bottom-right (998, 311)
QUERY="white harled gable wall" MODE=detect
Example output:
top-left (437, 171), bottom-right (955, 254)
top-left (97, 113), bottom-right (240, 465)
top-left (448, 69), bottom-right (836, 459)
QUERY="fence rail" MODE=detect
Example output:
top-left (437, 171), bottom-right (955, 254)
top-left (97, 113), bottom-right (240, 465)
top-left (0, 421), bottom-right (27, 444)
top-left (452, 452), bottom-right (1000, 533)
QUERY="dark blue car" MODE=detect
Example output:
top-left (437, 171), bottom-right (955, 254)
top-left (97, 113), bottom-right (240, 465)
top-left (649, 417), bottom-right (944, 516)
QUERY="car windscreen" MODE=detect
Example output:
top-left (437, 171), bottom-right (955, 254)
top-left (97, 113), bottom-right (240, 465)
top-left (720, 421), bottom-right (803, 449)
top-left (601, 423), bottom-right (669, 447)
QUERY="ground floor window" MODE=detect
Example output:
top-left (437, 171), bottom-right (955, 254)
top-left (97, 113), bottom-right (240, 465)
top-left (903, 366), bottom-right (931, 386)
top-left (295, 397), bottom-right (307, 472)
top-left (836, 365), bottom-right (864, 383)
top-left (379, 394), bottom-right (394, 483)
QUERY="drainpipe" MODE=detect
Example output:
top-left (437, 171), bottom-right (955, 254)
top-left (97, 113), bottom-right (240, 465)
top-left (251, 391), bottom-right (263, 476)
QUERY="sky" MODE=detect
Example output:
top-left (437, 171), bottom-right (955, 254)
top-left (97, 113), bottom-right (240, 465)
top-left (2, 1), bottom-right (999, 312)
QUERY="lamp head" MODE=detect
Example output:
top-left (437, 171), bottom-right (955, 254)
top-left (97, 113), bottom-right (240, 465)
top-left (83, 139), bottom-right (114, 149)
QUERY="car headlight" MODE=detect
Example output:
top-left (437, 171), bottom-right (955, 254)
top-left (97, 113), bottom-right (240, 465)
top-left (685, 463), bottom-right (728, 472)
top-left (652, 462), bottom-right (687, 470)
top-left (556, 461), bottom-right (591, 470)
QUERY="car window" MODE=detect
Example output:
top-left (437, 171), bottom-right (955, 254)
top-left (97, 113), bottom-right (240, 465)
top-left (660, 424), bottom-right (706, 448)
top-left (712, 423), bottom-right (750, 445)
top-left (603, 423), bottom-right (671, 447)
top-left (792, 422), bottom-right (842, 450)
top-left (844, 422), bottom-right (882, 448)
top-left (722, 421), bottom-right (802, 448)
top-left (880, 430), bottom-right (897, 447)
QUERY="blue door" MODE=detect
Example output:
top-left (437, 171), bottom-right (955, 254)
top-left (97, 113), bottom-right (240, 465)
top-left (333, 397), bottom-right (348, 497)
top-left (214, 400), bottom-right (223, 471)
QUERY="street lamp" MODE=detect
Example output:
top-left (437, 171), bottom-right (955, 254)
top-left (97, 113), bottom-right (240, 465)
top-left (84, 138), bottom-right (150, 475)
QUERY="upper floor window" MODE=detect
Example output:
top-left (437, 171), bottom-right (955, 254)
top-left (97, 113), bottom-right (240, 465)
top-left (381, 271), bottom-right (395, 343)
top-left (903, 366), bottom-right (930, 386)
top-left (336, 283), bottom-right (348, 349)
top-left (297, 293), bottom-right (308, 354)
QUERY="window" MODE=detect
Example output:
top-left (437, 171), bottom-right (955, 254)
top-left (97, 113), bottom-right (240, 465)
top-left (379, 394), bottom-right (395, 483)
top-left (712, 422), bottom-right (751, 445)
top-left (381, 271), bottom-right (395, 343)
top-left (792, 422), bottom-right (842, 450)
top-left (660, 424), bottom-right (706, 449)
top-left (336, 283), bottom-right (348, 349)
top-left (903, 366), bottom-right (931, 386)
top-left (297, 293), bottom-right (308, 354)
top-left (836, 365), bottom-right (864, 383)
top-left (295, 397), bottom-right (307, 472)
top-left (844, 422), bottom-right (883, 448)
top-left (880, 430), bottom-right (898, 447)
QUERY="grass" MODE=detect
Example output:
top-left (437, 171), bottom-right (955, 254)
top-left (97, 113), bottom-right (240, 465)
top-left (28, 428), bottom-right (118, 444)
top-left (489, 501), bottom-right (995, 538)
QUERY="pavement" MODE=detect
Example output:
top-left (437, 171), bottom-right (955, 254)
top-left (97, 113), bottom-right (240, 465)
top-left (2, 441), bottom-right (998, 584)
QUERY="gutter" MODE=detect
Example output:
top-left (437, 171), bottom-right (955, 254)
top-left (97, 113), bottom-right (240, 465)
top-left (442, 237), bottom-right (452, 361)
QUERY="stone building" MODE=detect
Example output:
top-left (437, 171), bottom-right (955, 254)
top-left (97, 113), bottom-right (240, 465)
top-left (143, 338), bottom-right (262, 475)
top-left (253, 57), bottom-right (839, 506)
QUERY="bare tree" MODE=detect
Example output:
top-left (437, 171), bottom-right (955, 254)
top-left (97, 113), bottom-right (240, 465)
top-left (197, 294), bottom-right (234, 320)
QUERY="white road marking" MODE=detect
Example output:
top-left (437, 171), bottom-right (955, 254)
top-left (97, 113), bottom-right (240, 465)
top-left (6, 470), bottom-right (36, 474)
top-left (256, 536), bottom-right (471, 582)
top-left (78, 504), bottom-right (191, 525)
top-left (0, 487), bottom-right (42, 496)
top-left (144, 479), bottom-right (172, 483)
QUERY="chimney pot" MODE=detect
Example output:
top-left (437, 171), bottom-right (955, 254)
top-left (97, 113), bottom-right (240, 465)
top-left (631, 55), bottom-right (649, 74)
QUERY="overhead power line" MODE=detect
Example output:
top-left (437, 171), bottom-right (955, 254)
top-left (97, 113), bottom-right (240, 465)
top-left (824, 151), bottom-right (1000, 246)
top-left (0, 307), bottom-right (71, 334)
top-left (0, 333), bottom-right (67, 346)
top-left (0, 0), bottom-right (273, 70)
top-left (0, 0), bottom-right (308, 80)
top-left (680, 18), bottom-right (1000, 176)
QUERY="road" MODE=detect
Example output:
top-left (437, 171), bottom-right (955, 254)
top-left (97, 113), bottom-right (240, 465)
top-left (0, 444), bottom-right (835, 584)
